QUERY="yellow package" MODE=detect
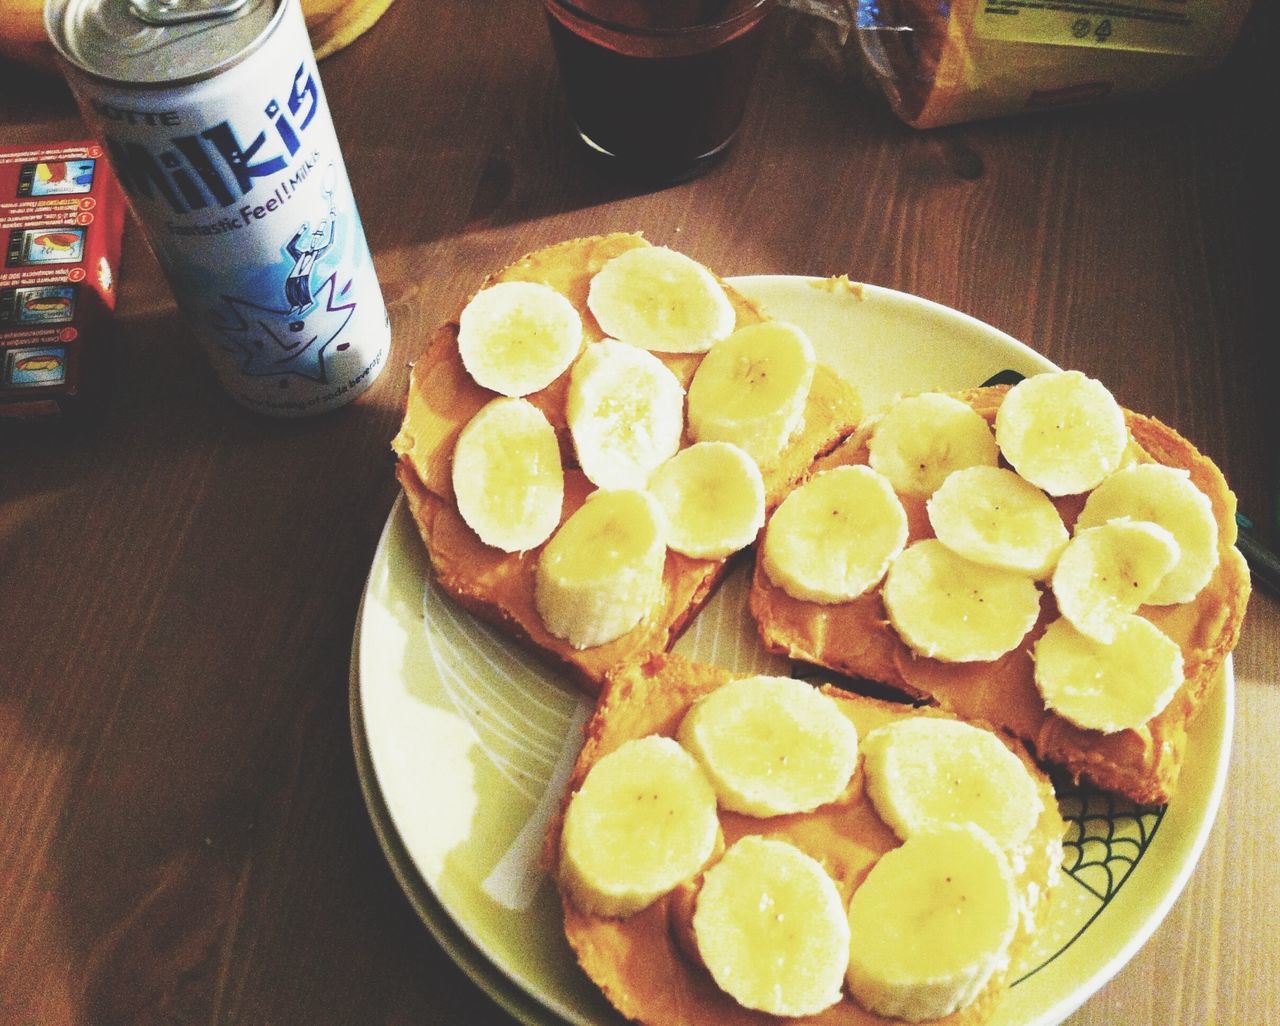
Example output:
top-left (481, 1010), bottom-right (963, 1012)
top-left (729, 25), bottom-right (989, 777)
top-left (786, 0), bottom-right (1253, 128)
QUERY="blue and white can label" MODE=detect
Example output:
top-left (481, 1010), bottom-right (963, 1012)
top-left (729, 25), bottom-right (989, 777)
top-left (49, 0), bottom-right (390, 416)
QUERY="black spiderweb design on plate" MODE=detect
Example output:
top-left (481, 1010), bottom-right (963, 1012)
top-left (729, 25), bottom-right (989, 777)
top-left (1060, 786), bottom-right (1165, 901)
top-left (1012, 779), bottom-right (1166, 985)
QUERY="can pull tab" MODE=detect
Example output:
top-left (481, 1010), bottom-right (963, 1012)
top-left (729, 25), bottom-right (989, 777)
top-left (127, 0), bottom-right (252, 25)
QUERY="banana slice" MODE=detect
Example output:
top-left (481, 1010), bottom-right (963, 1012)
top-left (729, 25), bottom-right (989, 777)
top-left (451, 397), bottom-right (564, 552)
top-left (686, 321), bottom-right (816, 466)
top-left (860, 719), bottom-right (1042, 851)
top-left (456, 280), bottom-right (583, 396)
top-left (560, 735), bottom-right (720, 918)
top-left (846, 823), bottom-right (1019, 1022)
top-left (1074, 463), bottom-right (1219, 605)
top-left (1052, 519), bottom-right (1181, 642)
top-left (1032, 614), bottom-right (1184, 733)
top-left (693, 835), bottom-right (850, 1017)
top-left (566, 339), bottom-right (686, 490)
top-left (994, 370), bottom-right (1128, 496)
top-left (761, 465), bottom-right (908, 604)
top-left (882, 539), bottom-right (1042, 662)
top-left (534, 488), bottom-right (667, 649)
top-left (676, 675), bottom-right (859, 816)
top-left (866, 393), bottom-right (999, 497)
top-left (927, 465), bottom-right (1069, 578)
top-left (647, 441), bottom-right (765, 560)
top-left (586, 245), bottom-right (736, 354)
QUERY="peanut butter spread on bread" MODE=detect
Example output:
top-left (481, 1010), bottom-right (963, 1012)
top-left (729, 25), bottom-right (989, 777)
top-left (393, 235), bottom-right (862, 692)
top-left (750, 386), bottom-right (1249, 804)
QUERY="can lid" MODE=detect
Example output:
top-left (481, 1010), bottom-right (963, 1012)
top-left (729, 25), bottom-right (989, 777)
top-left (127, 0), bottom-right (251, 25)
top-left (45, 0), bottom-right (280, 85)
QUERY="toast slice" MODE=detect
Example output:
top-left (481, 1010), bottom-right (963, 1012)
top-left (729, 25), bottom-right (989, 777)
top-left (392, 234), bottom-right (862, 693)
top-left (750, 384), bottom-right (1250, 805)
top-left (550, 652), bottom-right (1065, 1026)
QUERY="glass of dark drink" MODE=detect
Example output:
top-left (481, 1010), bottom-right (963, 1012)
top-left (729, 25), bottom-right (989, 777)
top-left (542, 0), bottom-right (776, 183)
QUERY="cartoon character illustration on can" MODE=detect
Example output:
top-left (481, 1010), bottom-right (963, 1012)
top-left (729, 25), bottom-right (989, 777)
top-left (285, 168), bottom-right (336, 322)
top-left (45, 0), bottom-right (391, 417)
top-left (205, 161), bottom-right (364, 387)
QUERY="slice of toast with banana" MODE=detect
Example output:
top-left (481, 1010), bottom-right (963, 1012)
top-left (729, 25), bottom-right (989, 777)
top-left (750, 377), bottom-right (1250, 805)
top-left (392, 233), bottom-right (862, 693)
top-left (550, 651), bottom-right (1065, 1026)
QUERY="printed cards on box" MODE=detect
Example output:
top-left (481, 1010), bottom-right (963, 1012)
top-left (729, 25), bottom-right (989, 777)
top-left (1, 141), bottom-right (124, 425)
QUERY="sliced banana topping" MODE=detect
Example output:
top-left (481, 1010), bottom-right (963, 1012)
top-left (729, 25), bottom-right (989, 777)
top-left (586, 245), bottom-right (736, 354)
top-left (1052, 519), bottom-right (1181, 642)
top-left (927, 465), bottom-right (1069, 578)
top-left (1074, 462), bottom-right (1219, 605)
top-left (456, 280), bottom-right (583, 397)
top-left (560, 735), bottom-right (720, 918)
top-left (867, 392), bottom-right (999, 497)
top-left (761, 465), bottom-right (908, 604)
top-left (647, 441), bottom-right (765, 560)
top-left (676, 675), bottom-right (859, 817)
top-left (1032, 614), bottom-right (1184, 733)
top-left (846, 823), bottom-right (1019, 1023)
top-left (882, 539), bottom-right (1042, 663)
top-left (686, 321), bottom-right (816, 466)
top-left (534, 488), bottom-right (667, 649)
top-left (860, 718), bottom-right (1042, 851)
top-left (693, 835), bottom-right (850, 1018)
top-left (566, 339), bottom-right (686, 490)
top-left (994, 370), bottom-right (1128, 496)
top-left (451, 396), bottom-right (564, 552)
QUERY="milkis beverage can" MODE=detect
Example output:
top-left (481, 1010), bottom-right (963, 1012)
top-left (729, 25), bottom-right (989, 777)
top-left (45, 0), bottom-right (390, 417)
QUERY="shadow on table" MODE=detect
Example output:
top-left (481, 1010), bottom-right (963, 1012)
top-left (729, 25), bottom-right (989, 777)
top-left (338, 0), bottom-right (909, 252)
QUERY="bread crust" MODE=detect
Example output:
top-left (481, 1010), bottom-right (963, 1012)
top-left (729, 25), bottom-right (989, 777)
top-left (550, 652), bottom-right (1065, 1026)
top-left (393, 234), bottom-right (862, 693)
top-left (749, 385), bottom-right (1250, 805)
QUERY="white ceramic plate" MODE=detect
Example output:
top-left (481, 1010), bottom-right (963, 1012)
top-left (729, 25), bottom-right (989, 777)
top-left (352, 276), bottom-right (1232, 1026)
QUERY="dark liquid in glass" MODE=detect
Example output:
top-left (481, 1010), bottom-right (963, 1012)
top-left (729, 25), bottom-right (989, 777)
top-left (544, 1), bottom-right (772, 182)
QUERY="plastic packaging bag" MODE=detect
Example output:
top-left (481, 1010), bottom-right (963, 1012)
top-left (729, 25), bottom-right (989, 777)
top-left (783, 0), bottom-right (1253, 128)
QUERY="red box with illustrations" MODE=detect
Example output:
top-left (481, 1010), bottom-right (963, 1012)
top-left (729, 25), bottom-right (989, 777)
top-left (1, 141), bottom-right (125, 425)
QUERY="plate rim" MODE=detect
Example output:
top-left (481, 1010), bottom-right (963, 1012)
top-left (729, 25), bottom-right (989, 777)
top-left (349, 613), bottom-right (572, 1026)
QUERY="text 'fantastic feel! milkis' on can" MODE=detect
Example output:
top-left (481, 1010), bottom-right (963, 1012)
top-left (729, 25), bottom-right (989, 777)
top-left (45, 0), bottom-right (390, 417)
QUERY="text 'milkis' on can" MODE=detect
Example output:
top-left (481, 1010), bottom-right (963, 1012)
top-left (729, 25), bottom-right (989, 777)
top-left (45, 0), bottom-right (390, 417)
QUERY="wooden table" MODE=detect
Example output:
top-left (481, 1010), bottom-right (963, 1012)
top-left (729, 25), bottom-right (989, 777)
top-left (1, 2), bottom-right (1275, 1024)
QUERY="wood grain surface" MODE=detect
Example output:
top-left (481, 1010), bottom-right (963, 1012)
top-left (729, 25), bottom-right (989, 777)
top-left (1, 2), bottom-right (1275, 1025)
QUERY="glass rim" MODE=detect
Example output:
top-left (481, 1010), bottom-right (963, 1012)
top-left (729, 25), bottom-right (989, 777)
top-left (542, 0), bottom-right (774, 39)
